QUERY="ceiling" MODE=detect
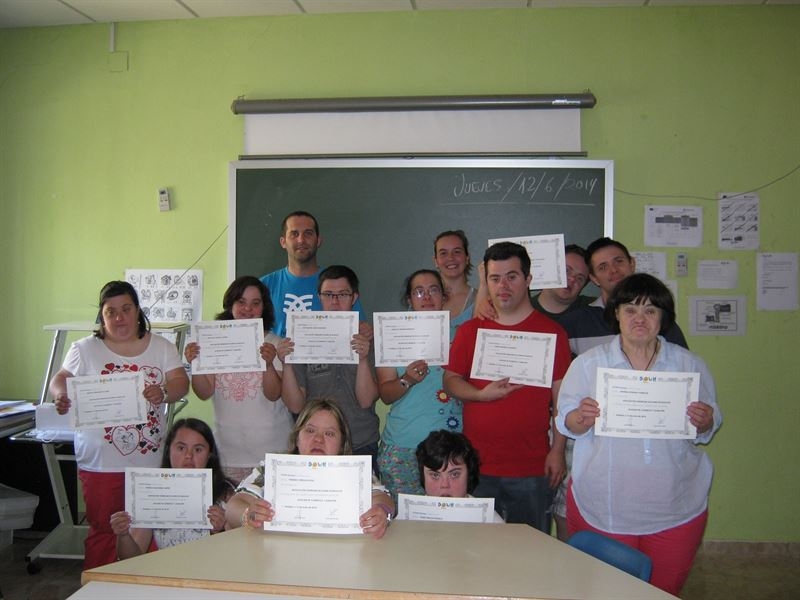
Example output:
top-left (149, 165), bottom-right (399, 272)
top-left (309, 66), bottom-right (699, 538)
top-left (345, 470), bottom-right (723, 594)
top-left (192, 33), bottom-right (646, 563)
top-left (0, 0), bottom-right (797, 29)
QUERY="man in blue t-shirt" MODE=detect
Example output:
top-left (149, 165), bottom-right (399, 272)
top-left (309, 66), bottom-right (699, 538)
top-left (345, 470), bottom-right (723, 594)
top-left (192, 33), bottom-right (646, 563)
top-left (261, 210), bottom-right (363, 336)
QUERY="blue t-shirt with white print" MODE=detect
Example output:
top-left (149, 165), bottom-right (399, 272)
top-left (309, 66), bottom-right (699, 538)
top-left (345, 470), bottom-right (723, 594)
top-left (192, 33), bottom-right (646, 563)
top-left (260, 267), bottom-right (364, 337)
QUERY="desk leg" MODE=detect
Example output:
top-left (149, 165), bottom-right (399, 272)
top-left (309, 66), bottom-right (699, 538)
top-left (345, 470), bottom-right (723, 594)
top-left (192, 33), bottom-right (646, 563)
top-left (26, 444), bottom-right (88, 570)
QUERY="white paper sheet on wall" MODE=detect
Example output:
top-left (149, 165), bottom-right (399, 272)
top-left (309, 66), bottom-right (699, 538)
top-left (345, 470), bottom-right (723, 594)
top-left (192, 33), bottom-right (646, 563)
top-left (688, 296), bottom-right (747, 336)
top-left (631, 251), bottom-right (667, 280)
top-left (718, 192), bottom-right (759, 250)
top-left (644, 205), bottom-right (703, 248)
top-left (697, 260), bottom-right (738, 290)
top-left (125, 269), bottom-right (204, 324)
top-left (757, 253), bottom-right (798, 311)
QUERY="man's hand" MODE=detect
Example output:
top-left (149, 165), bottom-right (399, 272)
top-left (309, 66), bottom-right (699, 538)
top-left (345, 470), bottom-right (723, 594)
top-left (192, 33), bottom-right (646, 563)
top-left (478, 378), bottom-right (524, 402)
top-left (544, 448), bottom-right (566, 489)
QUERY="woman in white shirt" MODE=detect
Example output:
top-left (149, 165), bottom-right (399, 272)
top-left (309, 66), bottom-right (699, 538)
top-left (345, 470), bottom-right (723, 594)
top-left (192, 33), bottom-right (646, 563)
top-left (184, 276), bottom-right (293, 485)
top-left (226, 398), bottom-right (395, 540)
top-left (556, 273), bottom-right (721, 596)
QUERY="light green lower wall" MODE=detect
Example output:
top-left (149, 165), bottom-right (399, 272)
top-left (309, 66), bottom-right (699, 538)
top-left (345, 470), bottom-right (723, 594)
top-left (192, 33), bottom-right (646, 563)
top-left (1, 6), bottom-right (798, 542)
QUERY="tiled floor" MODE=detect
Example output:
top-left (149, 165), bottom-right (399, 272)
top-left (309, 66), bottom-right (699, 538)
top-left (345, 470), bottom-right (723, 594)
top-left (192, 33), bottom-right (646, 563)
top-left (1, 531), bottom-right (83, 600)
top-left (1, 531), bottom-right (798, 600)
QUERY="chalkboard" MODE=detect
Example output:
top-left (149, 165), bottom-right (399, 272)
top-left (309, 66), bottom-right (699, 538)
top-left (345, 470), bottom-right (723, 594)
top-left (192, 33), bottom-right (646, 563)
top-left (229, 158), bottom-right (613, 317)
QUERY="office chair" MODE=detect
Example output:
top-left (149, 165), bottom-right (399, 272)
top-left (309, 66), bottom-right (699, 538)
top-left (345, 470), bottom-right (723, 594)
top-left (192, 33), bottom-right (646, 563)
top-left (568, 530), bottom-right (653, 582)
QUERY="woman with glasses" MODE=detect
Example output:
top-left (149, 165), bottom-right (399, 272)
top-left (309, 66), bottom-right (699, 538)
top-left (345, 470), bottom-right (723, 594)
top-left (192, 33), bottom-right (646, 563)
top-left (376, 269), bottom-right (463, 498)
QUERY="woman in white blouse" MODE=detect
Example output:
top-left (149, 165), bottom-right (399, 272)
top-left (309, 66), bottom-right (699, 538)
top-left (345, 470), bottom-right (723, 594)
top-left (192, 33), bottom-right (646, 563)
top-left (556, 273), bottom-right (721, 596)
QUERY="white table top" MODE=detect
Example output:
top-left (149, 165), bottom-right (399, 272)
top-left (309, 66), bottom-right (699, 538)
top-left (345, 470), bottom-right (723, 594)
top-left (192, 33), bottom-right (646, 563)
top-left (82, 520), bottom-right (675, 599)
top-left (70, 581), bottom-right (328, 600)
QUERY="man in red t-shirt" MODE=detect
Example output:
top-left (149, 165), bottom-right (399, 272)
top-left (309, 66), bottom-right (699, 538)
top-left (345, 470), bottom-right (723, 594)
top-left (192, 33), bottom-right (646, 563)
top-left (444, 242), bottom-right (571, 533)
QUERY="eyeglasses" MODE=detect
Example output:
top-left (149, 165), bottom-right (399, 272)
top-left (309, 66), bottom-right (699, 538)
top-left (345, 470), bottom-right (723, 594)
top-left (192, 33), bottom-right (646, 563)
top-left (411, 286), bottom-right (442, 299)
top-left (566, 266), bottom-right (588, 287)
top-left (319, 291), bottom-right (353, 301)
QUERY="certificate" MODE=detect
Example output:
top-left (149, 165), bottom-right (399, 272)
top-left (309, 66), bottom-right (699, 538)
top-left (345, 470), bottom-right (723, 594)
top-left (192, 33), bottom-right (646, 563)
top-left (373, 311), bottom-right (450, 367)
top-left (67, 372), bottom-right (145, 430)
top-left (397, 494), bottom-right (496, 524)
top-left (262, 453), bottom-right (372, 535)
top-left (488, 233), bottom-right (566, 289)
top-left (285, 311), bottom-right (359, 364)
top-left (595, 367), bottom-right (700, 439)
top-left (125, 468), bottom-right (213, 529)
top-left (191, 318), bottom-right (265, 374)
top-left (470, 329), bottom-right (557, 387)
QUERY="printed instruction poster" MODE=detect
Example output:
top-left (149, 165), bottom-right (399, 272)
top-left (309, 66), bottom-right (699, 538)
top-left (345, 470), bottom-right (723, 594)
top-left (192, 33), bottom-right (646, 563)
top-left (688, 296), bottom-right (746, 336)
top-left (718, 192), bottom-right (759, 250)
top-left (125, 269), bottom-right (204, 324)
top-left (644, 205), bottom-right (703, 248)
top-left (757, 253), bottom-right (798, 311)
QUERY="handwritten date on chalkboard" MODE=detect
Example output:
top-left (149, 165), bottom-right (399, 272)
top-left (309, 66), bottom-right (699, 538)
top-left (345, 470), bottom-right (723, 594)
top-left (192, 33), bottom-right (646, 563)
top-left (449, 171), bottom-right (600, 204)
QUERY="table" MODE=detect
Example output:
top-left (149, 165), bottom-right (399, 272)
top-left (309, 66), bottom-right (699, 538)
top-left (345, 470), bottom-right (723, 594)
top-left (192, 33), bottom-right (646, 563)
top-left (10, 430), bottom-right (87, 567)
top-left (0, 400), bottom-right (35, 439)
top-left (69, 581), bottom-right (327, 600)
top-left (82, 521), bottom-right (675, 599)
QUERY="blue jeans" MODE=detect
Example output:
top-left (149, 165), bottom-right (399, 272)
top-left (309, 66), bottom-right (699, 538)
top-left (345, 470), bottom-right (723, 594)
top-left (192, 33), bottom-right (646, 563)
top-left (474, 474), bottom-right (553, 533)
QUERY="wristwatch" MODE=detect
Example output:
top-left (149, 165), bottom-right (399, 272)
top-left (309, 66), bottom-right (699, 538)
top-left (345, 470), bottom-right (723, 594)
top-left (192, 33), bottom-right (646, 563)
top-left (376, 503), bottom-right (393, 523)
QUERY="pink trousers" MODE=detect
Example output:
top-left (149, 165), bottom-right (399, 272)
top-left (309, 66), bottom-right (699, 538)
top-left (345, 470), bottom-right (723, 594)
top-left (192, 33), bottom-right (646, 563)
top-left (567, 485), bottom-right (707, 595)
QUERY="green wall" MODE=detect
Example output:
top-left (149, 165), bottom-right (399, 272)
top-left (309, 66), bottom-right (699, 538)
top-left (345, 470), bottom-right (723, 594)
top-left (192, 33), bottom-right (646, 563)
top-left (1, 6), bottom-right (798, 542)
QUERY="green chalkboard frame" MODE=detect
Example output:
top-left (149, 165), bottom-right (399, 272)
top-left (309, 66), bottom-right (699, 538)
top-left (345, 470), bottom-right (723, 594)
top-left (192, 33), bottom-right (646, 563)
top-left (229, 157), bottom-right (613, 318)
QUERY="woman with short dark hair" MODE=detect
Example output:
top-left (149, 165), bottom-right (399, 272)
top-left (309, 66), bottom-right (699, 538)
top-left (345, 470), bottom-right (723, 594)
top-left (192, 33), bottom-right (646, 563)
top-left (557, 273), bottom-right (721, 595)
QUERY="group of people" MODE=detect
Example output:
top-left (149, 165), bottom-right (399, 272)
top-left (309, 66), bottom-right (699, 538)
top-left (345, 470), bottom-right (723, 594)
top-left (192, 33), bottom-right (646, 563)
top-left (51, 210), bottom-right (721, 596)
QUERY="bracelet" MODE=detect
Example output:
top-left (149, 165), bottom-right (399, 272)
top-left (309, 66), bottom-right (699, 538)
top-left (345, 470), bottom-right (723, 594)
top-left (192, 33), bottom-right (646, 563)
top-left (241, 507), bottom-right (250, 528)
top-left (399, 377), bottom-right (411, 390)
top-left (376, 503), bottom-right (393, 522)
top-left (160, 383), bottom-right (169, 402)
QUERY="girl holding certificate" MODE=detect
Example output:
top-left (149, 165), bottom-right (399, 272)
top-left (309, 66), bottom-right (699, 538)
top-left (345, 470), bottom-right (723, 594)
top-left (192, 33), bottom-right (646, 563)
top-left (110, 418), bottom-right (235, 559)
top-left (184, 276), bottom-right (294, 485)
top-left (556, 274), bottom-right (721, 596)
top-left (376, 269), bottom-right (463, 498)
top-left (226, 399), bottom-right (395, 540)
top-left (50, 281), bottom-right (189, 569)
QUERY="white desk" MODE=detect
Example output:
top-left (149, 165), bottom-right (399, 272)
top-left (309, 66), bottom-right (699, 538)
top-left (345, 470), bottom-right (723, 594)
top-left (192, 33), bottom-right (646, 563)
top-left (70, 581), bottom-right (327, 600)
top-left (82, 521), bottom-right (675, 599)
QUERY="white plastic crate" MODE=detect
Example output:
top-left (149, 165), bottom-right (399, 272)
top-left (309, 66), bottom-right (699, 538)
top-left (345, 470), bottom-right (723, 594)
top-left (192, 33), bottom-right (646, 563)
top-left (0, 483), bottom-right (39, 547)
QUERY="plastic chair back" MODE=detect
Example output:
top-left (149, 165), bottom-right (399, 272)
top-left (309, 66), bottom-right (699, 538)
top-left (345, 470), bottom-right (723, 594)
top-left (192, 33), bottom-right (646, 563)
top-left (568, 530), bottom-right (653, 582)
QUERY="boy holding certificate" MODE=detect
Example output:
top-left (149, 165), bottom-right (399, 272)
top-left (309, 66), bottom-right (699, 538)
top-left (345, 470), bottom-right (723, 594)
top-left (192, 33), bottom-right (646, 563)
top-left (444, 243), bottom-right (571, 533)
top-left (278, 266), bottom-right (380, 466)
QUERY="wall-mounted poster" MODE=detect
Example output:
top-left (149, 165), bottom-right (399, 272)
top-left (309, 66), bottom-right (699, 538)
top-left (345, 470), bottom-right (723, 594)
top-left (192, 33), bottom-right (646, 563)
top-left (125, 269), bottom-right (203, 324)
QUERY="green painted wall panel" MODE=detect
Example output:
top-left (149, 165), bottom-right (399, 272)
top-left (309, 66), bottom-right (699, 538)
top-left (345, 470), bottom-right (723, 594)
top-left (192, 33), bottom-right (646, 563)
top-left (1, 6), bottom-right (798, 542)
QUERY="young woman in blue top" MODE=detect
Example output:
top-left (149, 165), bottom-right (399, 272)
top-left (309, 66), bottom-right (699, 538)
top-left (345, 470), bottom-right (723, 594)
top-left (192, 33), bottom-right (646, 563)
top-left (433, 230), bottom-right (477, 337)
top-left (376, 269), bottom-right (463, 498)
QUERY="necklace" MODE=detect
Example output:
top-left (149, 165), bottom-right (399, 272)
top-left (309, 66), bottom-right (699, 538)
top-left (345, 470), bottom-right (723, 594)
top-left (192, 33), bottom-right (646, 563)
top-left (620, 338), bottom-right (660, 371)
